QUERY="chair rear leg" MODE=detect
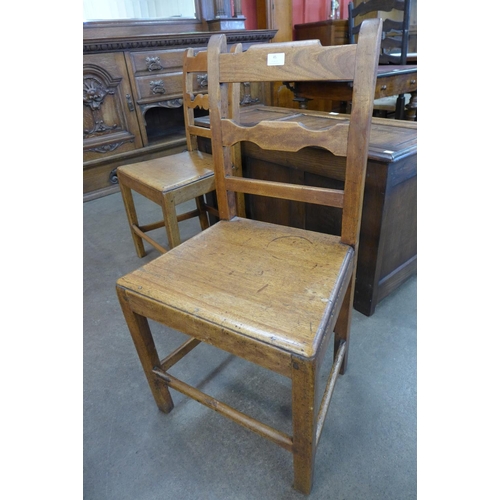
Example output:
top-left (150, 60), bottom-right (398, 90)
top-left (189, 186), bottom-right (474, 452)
top-left (334, 278), bottom-right (354, 374)
top-left (116, 286), bottom-right (174, 413)
top-left (195, 195), bottom-right (210, 230)
top-left (119, 181), bottom-right (146, 258)
top-left (161, 193), bottom-right (182, 249)
top-left (291, 357), bottom-right (318, 494)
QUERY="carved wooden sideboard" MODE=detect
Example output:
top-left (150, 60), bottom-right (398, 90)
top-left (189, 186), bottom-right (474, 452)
top-left (83, 24), bottom-right (276, 201)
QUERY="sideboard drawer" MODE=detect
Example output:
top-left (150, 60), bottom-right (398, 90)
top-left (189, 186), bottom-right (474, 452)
top-left (128, 49), bottom-right (185, 76)
top-left (134, 72), bottom-right (183, 103)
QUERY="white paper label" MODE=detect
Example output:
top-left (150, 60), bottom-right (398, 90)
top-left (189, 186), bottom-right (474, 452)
top-left (267, 53), bottom-right (285, 66)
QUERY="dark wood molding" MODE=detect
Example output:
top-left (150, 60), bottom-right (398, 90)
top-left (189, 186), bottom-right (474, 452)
top-left (84, 28), bottom-right (278, 54)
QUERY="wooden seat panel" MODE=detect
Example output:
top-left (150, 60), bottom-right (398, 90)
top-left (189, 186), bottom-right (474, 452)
top-left (117, 151), bottom-right (214, 193)
top-left (117, 217), bottom-right (353, 358)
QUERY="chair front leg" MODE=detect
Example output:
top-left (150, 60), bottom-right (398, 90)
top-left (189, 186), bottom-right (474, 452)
top-left (161, 192), bottom-right (182, 249)
top-left (116, 286), bottom-right (174, 413)
top-left (291, 356), bottom-right (318, 494)
top-left (119, 181), bottom-right (146, 258)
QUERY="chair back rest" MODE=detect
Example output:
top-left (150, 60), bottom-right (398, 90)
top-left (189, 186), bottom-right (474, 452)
top-left (207, 18), bottom-right (382, 248)
top-left (348, 0), bottom-right (410, 65)
top-left (182, 49), bottom-right (212, 151)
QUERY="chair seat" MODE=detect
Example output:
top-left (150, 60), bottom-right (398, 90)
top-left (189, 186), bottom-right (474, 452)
top-left (117, 217), bottom-right (354, 358)
top-left (118, 150), bottom-right (214, 193)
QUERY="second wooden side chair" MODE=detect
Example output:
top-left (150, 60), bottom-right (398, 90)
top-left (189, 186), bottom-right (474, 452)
top-left (348, 0), bottom-right (415, 119)
top-left (117, 19), bottom-right (382, 494)
top-left (117, 49), bottom-right (218, 257)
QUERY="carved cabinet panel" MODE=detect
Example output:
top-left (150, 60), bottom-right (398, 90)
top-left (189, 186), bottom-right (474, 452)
top-left (83, 52), bottom-right (143, 162)
top-left (83, 26), bottom-right (277, 201)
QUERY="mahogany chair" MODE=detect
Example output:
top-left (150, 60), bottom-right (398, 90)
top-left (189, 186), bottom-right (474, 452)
top-left (116, 19), bottom-right (382, 494)
top-left (117, 49), bottom-right (218, 256)
top-left (348, 0), bottom-right (415, 119)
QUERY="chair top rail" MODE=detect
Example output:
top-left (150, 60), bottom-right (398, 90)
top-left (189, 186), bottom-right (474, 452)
top-left (352, 16), bottom-right (406, 36)
top-left (218, 44), bottom-right (357, 83)
top-left (184, 49), bottom-right (207, 73)
top-left (383, 18), bottom-right (405, 32)
top-left (351, 0), bottom-right (405, 17)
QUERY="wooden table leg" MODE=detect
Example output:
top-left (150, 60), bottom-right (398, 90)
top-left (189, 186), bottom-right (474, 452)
top-left (405, 91), bottom-right (417, 121)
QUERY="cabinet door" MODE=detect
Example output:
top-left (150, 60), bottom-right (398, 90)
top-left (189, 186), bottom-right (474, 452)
top-left (83, 52), bottom-right (143, 161)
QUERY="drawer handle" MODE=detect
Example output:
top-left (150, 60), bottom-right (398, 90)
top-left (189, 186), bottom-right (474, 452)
top-left (146, 57), bottom-right (163, 72)
top-left (109, 168), bottom-right (119, 184)
top-left (410, 79), bottom-right (416, 85)
top-left (150, 80), bottom-right (166, 95)
top-left (380, 84), bottom-right (387, 90)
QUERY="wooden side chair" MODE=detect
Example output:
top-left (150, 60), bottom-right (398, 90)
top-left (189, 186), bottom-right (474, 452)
top-left (348, 0), bottom-right (415, 119)
top-left (116, 49), bottom-right (218, 257)
top-left (116, 19), bottom-right (382, 494)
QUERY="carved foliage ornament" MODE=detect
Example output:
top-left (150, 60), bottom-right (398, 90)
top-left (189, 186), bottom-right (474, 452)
top-left (88, 141), bottom-right (132, 154)
top-left (83, 76), bottom-right (114, 110)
